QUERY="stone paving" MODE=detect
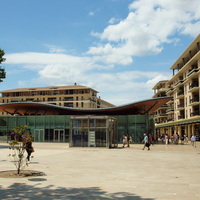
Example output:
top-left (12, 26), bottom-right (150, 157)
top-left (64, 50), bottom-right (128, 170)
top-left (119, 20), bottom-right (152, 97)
top-left (0, 142), bottom-right (200, 200)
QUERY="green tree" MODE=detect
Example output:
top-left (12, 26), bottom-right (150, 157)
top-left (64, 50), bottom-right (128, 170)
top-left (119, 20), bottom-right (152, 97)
top-left (0, 48), bottom-right (6, 82)
top-left (8, 125), bottom-right (34, 175)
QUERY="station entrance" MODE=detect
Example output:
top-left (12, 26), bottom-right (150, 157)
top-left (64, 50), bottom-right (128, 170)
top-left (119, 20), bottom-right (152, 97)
top-left (69, 116), bottom-right (118, 148)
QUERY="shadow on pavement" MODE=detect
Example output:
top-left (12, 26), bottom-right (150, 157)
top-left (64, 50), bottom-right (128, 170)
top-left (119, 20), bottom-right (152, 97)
top-left (0, 144), bottom-right (9, 149)
top-left (0, 183), bottom-right (155, 200)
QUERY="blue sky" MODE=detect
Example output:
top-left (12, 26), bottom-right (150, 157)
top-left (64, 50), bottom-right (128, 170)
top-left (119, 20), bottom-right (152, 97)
top-left (1, 0), bottom-right (200, 105)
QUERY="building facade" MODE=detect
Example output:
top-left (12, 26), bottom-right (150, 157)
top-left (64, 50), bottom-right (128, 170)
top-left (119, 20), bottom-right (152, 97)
top-left (0, 97), bottom-right (170, 145)
top-left (152, 80), bottom-right (169, 125)
top-left (0, 84), bottom-right (115, 116)
top-left (0, 115), bottom-right (148, 146)
top-left (153, 34), bottom-right (200, 141)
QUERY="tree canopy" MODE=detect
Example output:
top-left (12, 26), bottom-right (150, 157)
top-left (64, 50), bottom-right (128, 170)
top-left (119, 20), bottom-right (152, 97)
top-left (0, 48), bottom-right (6, 82)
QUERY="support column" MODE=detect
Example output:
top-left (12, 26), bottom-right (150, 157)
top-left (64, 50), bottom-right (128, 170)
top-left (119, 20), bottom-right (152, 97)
top-left (188, 124), bottom-right (191, 139)
top-left (177, 125), bottom-right (181, 136)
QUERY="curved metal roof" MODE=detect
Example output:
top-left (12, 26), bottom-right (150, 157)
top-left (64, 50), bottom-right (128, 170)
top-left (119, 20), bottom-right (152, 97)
top-left (0, 96), bottom-right (172, 116)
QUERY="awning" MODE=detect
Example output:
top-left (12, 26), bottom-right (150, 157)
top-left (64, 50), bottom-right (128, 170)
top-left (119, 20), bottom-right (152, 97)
top-left (0, 97), bottom-right (172, 116)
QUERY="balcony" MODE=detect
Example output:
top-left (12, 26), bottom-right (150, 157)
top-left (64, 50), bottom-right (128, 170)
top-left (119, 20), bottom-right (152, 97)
top-left (22, 99), bottom-right (41, 102)
top-left (190, 98), bottom-right (199, 105)
top-left (178, 115), bottom-right (185, 119)
top-left (155, 114), bottom-right (168, 118)
top-left (177, 90), bottom-right (184, 96)
top-left (189, 82), bottom-right (199, 92)
top-left (177, 90), bottom-right (184, 99)
top-left (177, 104), bottom-right (185, 110)
top-left (166, 99), bottom-right (174, 105)
top-left (64, 103), bottom-right (73, 107)
top-left (166, 108), bottom-right (174, 114)
top-left (189, 82), bottom-right (199, 89)
top-left (187, 69), bottom-right (199, 77)
top-left (11, 99), bottom-right (20, 102)
top-left (174, 80), bottom-right (183, 87)
top-left (166, 88), bottom-right (173, 94)
top-left (167, 118), bottom-right (174, 122)
top-left (190, 111), bottom-right (200, 117)
top-left (63, 97), bottom-right (74, 101)
top-left (48, 98), bottom-right (56, 101)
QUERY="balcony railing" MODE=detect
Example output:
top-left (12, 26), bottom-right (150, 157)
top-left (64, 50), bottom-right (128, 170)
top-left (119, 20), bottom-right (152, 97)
top-left (177, 90), bottom-right (184, 96)
top-left (187, 69), bottom-right (199, 77)
top-left (178, 115), bottom-right (185, 119)
top-left (174, 80), bottom-right (183, 87)
top-left (190, 98), bottom-right (199, 104)
top-left (178, 104), bottom-right (184, 108)
top-left (190, 111), bottom-right (200, 117)
top-left (166, 88), bottom-right (173, 93)
top-left (166, 108), bottom-right (174, 113)
top-left (189, 82), bottom-right (199, 89)
top-left (63, 97), bottom-right (74, 101)
top-left (48, 98), bottom-right (56, 101)
top-left (161, 104), bottom-right (168, 108)
top-left (157, 114), bottom-right (168, 117)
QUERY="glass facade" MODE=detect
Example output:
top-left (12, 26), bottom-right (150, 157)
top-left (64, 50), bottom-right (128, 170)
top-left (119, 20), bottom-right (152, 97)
top-left (0, 115), bottom-right (153, 145)
top-left (70, 116), bottom-right (117, 148)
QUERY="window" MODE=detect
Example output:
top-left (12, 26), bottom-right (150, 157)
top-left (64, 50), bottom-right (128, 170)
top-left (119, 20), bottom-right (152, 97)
top-left (63, 97), bottom-right (73, 101)
top-left (64, 103), bottom-right (73, 107)
top-left (69, 90), bottom-right (74, 94)
top-left (48, 98), bottom-right (56, 101)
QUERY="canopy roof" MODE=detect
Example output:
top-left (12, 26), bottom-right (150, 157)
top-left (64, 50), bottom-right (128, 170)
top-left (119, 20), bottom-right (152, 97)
top-left (0, 97), bottom-right (172, 116)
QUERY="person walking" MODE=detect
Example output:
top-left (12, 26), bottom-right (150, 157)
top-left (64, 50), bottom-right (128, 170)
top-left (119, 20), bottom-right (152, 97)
top-left (191, 134), bottom-right (196, 148)
top-left (165, 134), bottom-right (169, 145)
top-left (142, 133), bottom-right (150, 150)
top-left (184, 134), bottom-right (188, 144)
top-left (127, 134), bottom-right (130, 147)
top-left (24, 134), bottom-right (34, 163)
top-left (122, 134), bottom-right (128, 148)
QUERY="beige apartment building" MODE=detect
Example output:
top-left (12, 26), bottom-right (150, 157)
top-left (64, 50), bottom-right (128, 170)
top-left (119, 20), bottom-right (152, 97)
top-left (153, 34), bottom-right (200, 141)
top-left (152, 80), bottom-right (169, 124)
top-left (0, 84), bottom-right (115, 116)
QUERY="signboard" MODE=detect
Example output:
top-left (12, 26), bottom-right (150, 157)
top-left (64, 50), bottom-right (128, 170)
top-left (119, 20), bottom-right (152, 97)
top-left (88, 131), bottom-right (96, 147)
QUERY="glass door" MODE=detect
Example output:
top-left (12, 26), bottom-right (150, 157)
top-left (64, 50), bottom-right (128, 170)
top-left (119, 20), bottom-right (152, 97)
top-left (34, 129), bottom-right (44, 142)
top-left (54, 129), bottom-right (65, 142)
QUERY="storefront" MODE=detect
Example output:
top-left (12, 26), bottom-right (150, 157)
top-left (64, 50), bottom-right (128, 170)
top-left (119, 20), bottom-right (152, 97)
top-left (0, 97), bottom-right (171, 146)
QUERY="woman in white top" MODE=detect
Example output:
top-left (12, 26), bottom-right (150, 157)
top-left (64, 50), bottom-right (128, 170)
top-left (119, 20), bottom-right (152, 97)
top-left (191, 134), bottom-right (196, 148)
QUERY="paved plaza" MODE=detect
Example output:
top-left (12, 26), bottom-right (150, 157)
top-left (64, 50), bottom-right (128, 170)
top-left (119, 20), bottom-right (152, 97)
top-left (0, 142), bottom-right (200, 200)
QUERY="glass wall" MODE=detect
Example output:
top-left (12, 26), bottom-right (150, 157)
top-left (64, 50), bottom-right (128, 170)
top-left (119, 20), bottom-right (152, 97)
top-left (0, 115), bottom-right (152, 144)
top-left (70, 116), bottom-right (117, 148)
top-left (115, 115), bottom-right (149, 143)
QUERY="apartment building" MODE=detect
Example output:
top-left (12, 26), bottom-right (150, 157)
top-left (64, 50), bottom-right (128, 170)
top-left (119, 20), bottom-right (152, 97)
top-left (152, 80), bottom-right (169, 125)
top-left (153, 34), bottom-right (200, 141)
top-left (0, 84), bottom-right (115, 115)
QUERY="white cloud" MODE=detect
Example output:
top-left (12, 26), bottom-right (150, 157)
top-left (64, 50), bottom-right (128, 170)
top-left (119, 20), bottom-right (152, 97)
top-left (5, 51), bottom-right (170, 105)
top-left (44, 45), bottom-right (67, 53)
top-left (108, 17), bottom-right (121, 24)
top-left (4, 0), bottom-right (200, 105)
top-left (89, 11), bottom-right (95, 16)
top-left (87, 0), bottom-right (200, 63)
top-left (18, 80), bottom-right (27, 87)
